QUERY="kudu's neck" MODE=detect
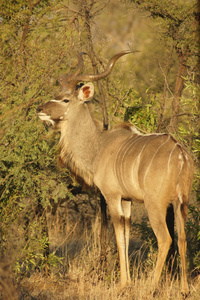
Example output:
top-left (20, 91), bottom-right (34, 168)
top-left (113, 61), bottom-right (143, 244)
top-left (59, 104), bottom-right (102, 186)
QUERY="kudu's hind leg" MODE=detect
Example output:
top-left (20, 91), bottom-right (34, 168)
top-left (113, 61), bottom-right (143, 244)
top-left (106, 196), bottom-right (131, 287)
top-left (174, 200), bottom-right (189, 294)
top-left (146, 202), bottom-right (172, 287)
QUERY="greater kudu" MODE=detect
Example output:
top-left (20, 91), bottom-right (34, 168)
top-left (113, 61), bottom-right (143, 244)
top-left (37, 51), bottom-right (194, 294)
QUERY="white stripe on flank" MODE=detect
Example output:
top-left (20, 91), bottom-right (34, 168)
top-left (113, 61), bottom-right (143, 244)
top-left (118, 136), bottom-right (144, 194)
top-left (143, 135), bottom-right (170, 188)
top-left (177, 151), bottom-right (184, 179)
top-left (131, 143), bottom-right (147, 191)
top-left (167, 143), bottom-right (177, 174)
top-left (114, 135), bottom-right (141, 179)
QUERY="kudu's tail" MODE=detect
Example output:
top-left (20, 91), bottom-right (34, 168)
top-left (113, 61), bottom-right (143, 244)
top-left (166, 204), bottom-right (175, 267)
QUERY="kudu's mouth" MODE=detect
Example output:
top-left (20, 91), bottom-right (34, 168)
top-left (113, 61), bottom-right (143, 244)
top-left (37, 108), bottom-right (55, 125)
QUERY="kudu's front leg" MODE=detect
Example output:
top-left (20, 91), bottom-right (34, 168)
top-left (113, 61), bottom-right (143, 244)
top-left (107, 196), bottom-right (131, 287)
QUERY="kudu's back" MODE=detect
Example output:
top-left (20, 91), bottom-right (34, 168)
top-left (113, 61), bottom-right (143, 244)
top-left (94, 125), bottom-right (194, 208)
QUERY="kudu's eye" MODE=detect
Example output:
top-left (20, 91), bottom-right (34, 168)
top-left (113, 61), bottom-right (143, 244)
top-left (63, 99), bottom-right (69, 103)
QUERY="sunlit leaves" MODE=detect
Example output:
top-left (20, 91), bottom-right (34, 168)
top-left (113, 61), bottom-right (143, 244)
top-left (0, 0), bottom-right (77, 273)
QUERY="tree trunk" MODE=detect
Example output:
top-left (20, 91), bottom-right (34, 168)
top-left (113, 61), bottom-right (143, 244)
top-left (83, 8), bottom-right (108, 129)
top-left (79, 2), bottom-right (108, 256)
top-left (169, 48), bottom-right (188, 132)
top-left (157, 46), bottom-right (173, 132)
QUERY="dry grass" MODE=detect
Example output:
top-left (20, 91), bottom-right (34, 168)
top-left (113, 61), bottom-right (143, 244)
top-left (0, 265), bottom-right (18, 300)
top-left (1, 201), bottom-right (199, 299)
top-left (19, 264), bottom-right (200, 300)
top-left (16, 215), bottom-right (200, 300)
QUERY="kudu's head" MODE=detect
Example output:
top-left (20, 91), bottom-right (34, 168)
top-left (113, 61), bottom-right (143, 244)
top-left (37, 51), bottom-right (135, 126)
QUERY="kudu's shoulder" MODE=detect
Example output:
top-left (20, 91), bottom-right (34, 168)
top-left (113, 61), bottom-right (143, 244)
top-left (101, 123), bottom-right (137, 145)
top-left (97, 124), bottom-right (140, 163)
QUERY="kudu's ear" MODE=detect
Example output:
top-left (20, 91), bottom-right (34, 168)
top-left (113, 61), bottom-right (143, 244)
top-left (78, 83), bottom-right (94, 102)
